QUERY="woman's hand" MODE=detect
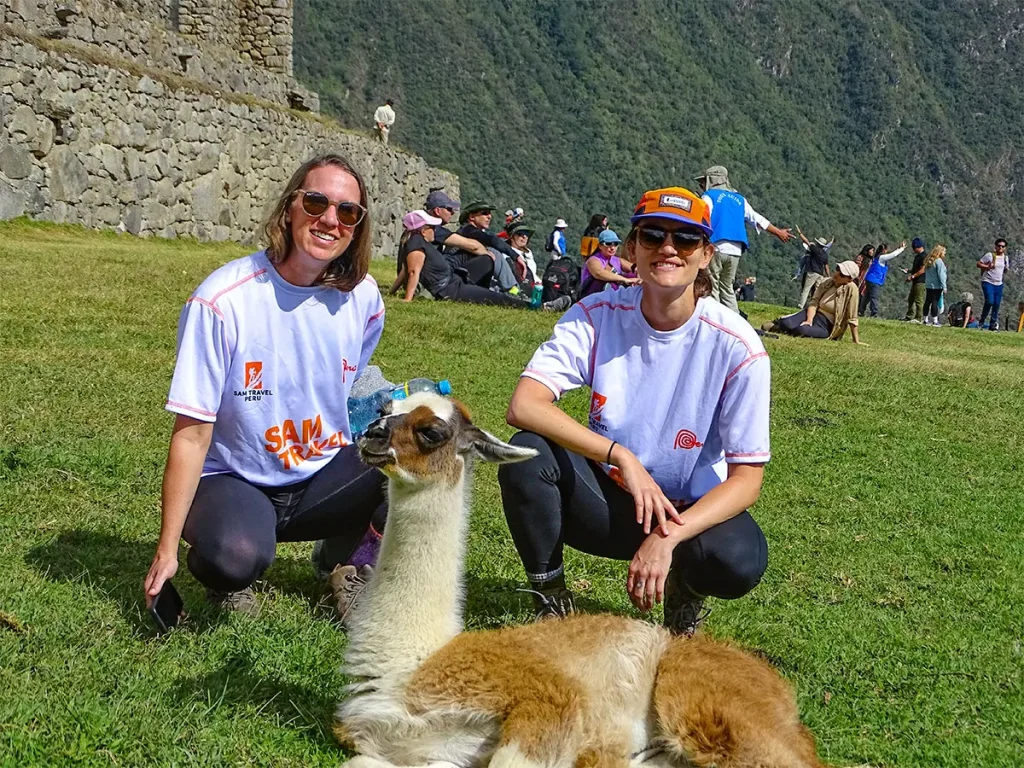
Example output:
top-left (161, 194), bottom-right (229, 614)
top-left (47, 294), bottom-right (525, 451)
top-left (616, 448), bottom-right (681, 535)
top-left (627, 533), bottom-right (675, 612)
top-left (799, 320), bottom-right (812, 327)
top-left (144, 548), bottom-right (179, 608)
top-left (620, 276), bottom-right (642, 286)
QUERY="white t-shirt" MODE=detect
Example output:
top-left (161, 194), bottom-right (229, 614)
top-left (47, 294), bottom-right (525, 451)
top-left (522, 288), bottom-right (770, 504)
top-left (166, 250), bottom-right (385, 486)
top-left (374, 104), bottom-right (396, 127)
top-left (980, 252), bottom-right (1009, 285)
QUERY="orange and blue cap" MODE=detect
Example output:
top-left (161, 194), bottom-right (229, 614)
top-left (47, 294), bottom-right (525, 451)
top-left (630, 186), bottom-right (712, 238)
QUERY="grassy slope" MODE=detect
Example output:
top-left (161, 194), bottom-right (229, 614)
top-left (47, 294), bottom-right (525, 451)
top-left (1, 221), bottom-right (1023, 766)
top-left (294, 0), bottom-right (1024, 312)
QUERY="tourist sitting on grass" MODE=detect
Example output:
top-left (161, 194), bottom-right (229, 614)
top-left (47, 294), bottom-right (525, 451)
top-left (506, 223), bottom-right (541, 286)
top-left (391, 209), bottom-right (571, 311)
top-left (498, 186), bottom-right (771, 637)
top-left (947, 292), bottom-right (977, 328)
top-left (579, 213), bottom-right (608, 258)
top-left (765, 260), bottom-right (867, 344)
top-left (578, 229), bottom-right (641, 298)
top-left (144, 154), bottom-right (390, 619)
top-left (453, 201), bottom-right (526, 295)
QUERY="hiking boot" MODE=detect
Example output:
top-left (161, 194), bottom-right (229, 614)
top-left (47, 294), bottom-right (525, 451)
top-left (528, 586), bottom-right (577, 621)
top-left (663, 573), bottom-right (709, 637)
top-left (206, 586), bottom-right (259, 616)
top-left (541, 295), bottom-right (573, 312)
top-left (329, 564), bottom-right (374, 626)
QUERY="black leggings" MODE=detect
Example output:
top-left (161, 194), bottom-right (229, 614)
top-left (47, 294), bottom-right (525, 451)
top-left (446, 251), bottom-right (496, 287)
top-left (182, 444), bottom-right (387, 592)
top-left (497, 432), bottom-right (768, 599)
top-left (435, 278), bottom-right (532, 308)
top-left (775, 307), bottom-right (833, 339)
top-left (923, 288), bottom-right (943, 317)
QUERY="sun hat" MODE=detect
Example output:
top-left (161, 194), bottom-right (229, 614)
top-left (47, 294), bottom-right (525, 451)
top-left (598, 229), bottom-right (621, 245)
top-left (836, 260), bottom-right (860, 279)
top-left (814, 237), bottom-right (829, 247)
top-left (694, 165), bottom-right (735, 192)
top-left (402, 209), bottom-right (442, 231)
top-left (554, 218), bottom-right (568, 229)
top-left (508, 223), bottom-right (534, 237)
top-left (458, 201), bottom-right (494, 224)
top-left (630, 186), bottom-right (713, 238)
top-left (424, 189), bottom-right (460, 211)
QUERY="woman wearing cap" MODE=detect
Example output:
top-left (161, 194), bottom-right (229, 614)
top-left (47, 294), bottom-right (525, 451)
top-left (391, 209), bottom-right (571, 311)
top-left (144, 154), bottom-right (390, 620)
top-left (498, 186), bottom-right (771, 637)
top-left (506, 223), bottom-right (541, 286)
top-left (767, 260), bottom-right (867, 343)
top-left (578, 229), bottom-right (641, 298)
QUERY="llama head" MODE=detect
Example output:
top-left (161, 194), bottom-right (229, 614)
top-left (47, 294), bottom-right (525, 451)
top-left (358, 392), bottom-right (537, 486)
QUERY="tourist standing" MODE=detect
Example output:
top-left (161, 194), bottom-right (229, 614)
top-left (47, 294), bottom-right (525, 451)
top-left (859, 241), bottom-right (906, 317)
top-left (903, 238), bottom-right (928, 323)
top-left (978, 238), bottom-right (1010, 330)
top-left (696, 166), bottom-right (793, 313)
top-left (922, 245), bottom-right (948, 326)
top-left (795, 226), bottom-right (832, 308)
top-left (547, 218), bottom-right (569, 257)
top-left (580, 213), bottom-right (608, 258)
top-left (373, 99), bottom-right (396, 145)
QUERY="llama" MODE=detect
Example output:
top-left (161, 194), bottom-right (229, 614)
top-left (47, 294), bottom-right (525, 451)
top-left (336, 392), bottom-right (827, 768)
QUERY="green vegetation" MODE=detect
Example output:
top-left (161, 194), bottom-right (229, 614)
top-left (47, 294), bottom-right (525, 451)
top-left (2, 221), bottom-right (1024, 765)
top-left (295, 0), bottom-right (1024, 314)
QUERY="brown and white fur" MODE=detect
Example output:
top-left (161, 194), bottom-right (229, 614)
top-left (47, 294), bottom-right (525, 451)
top-left (336, 393), bottom-right (827, 768)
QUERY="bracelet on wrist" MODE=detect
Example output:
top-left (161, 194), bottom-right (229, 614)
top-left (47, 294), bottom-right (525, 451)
top-left (606, 440), bottom-right (617, 465)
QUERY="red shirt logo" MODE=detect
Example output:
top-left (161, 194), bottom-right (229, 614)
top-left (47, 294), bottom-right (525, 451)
top-left (244, 361), bottom-right (263, 390)
top-left (673, 429), bottom-right (703, 450)
top-left (589, 391), bottom-right (608, 422)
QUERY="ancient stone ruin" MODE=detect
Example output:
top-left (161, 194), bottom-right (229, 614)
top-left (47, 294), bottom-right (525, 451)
top-left (0, 0), bottom-right (458, 255)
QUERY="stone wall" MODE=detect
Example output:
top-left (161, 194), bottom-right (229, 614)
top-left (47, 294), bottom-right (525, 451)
top-left (0, 32), bottom-right (460, 255)
top-left (3, 0), bottom-right (304, 107)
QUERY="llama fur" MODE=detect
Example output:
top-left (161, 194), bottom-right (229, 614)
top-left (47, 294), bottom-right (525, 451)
top-left (336, 393), bottom-right (827, 768)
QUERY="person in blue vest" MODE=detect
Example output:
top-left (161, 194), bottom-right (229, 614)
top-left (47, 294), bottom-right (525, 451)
top-left (696, 166), bottom-right (793, 313)
top-left (859, 240), bottom-right (907, 317)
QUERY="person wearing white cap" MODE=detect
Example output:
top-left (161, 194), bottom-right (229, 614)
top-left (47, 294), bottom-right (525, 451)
top-left (696, 165), bottom-right (793, 313)
top-left (765, 260), bottom-right (866, 343)
top-left (546, 219), bottom-right (569, 257)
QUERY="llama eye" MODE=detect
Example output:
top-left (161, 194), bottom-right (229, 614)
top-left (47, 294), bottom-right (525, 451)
top-left (416, 424), bottom-right (449, 446)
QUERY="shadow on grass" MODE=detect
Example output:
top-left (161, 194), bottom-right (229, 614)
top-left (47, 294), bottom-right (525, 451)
top-left (462, 571), bottom-right (626, 629)
top-left (24, 529), bottom-right (228, 635)
top-left (167, 651), bottom-right (338, 749)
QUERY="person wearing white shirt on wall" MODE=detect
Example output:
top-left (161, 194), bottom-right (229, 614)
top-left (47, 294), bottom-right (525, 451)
top-left (144, 154), bottom-right (388, 621)
top-left (696, 165), bottom-right (793, 313)
top-left (373, 99), bottom-right (396, 145)
top-left (498, 186), bottom-right (770, 637)
top-left (978, 237), bottom-right (1010, 330)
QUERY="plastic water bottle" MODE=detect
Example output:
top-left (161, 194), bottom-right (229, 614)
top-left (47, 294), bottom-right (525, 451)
top-left (530, 285), bottom-right (544, 308)
top-left (347, 378), bottom-right (453, 436)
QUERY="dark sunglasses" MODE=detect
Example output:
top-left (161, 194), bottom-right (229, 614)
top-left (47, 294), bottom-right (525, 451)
top-left (296, 189), bottom-right (367, 226)
top-left (636, 226), bottom-right (704, 251)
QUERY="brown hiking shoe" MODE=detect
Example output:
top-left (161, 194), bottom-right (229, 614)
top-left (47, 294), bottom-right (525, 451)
top-left (206, 586), bottom-right (260, 616)
top-left (663, 573), bottom-right (709, 637)
top-left (329, 564), bottom-right (374, 626)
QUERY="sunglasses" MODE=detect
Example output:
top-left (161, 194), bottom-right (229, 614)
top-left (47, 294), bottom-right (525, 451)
top-left (636, 226), bottom-right (704, 251)
top-left (295, 189), bottom-right (367, 227)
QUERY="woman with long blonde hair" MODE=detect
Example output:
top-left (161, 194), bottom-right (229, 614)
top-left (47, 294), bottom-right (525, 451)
top-left (921, 244), bottom-right (948, 326)
top-left (144, 154), bottom-right (389, 621)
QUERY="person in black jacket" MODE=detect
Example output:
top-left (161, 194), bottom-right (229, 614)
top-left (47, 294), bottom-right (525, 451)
top-left (453, 202), bottom-right (526, 294)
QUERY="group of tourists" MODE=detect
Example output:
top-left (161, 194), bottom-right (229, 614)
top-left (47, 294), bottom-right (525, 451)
top-left (144, 154), bottom-right (774, 638)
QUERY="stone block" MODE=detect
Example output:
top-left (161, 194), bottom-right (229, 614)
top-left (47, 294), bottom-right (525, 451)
top-left (0, 180), bottom-right (28, 220)
top-left (31, 117), bottom-right (56, 157)
top-left (47, 145), bottom-right (88, 201)
top-left (0, 145), bottom-right (34, 180)
top-left (124, 204), bottom-right (143, 235)
top-left (95, 143), bottom-right (123, 180)
top-left (10, 105), bottom-right (37, 141)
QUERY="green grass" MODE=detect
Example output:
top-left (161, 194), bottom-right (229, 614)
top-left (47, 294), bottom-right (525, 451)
top-left (1, 219), bottom-right (1023, 766)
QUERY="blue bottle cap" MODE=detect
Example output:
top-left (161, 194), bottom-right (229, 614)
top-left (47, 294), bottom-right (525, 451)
top-left (391, 389), bottom-right (407, 400)
top-left (437, 379), bottom-right (452, 396)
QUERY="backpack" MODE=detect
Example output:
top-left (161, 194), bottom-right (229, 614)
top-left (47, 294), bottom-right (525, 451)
top-left (947, 301), bottom-right (970, 327)
top-left (544, 230), bottom-right (556, 252)
top-left (541, 257), bottom-right (580, 303)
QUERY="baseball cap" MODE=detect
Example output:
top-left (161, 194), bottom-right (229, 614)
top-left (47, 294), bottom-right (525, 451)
top-left (598, 229), bottom-right (621, 245)
top-left (630, 186), bottom-right (713, 237)
top-left (402, 209), bottom-right (442, 231)
top-left (911, 237), bottom-right (925, 249)
top-left (836, 260), bottom-right (859, 279)
top-left (424, 189), bottom-right (460, 211)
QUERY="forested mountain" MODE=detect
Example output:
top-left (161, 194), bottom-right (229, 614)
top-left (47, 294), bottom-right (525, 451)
top-left (295, 0), bottom-right (1024, 314)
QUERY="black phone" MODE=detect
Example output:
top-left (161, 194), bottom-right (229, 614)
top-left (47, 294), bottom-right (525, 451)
top-left (149, 579), bottom-right (184, 634)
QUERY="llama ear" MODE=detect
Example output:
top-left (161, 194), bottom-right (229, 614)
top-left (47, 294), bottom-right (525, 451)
top-left (458, 426), bottom-right (538, 464)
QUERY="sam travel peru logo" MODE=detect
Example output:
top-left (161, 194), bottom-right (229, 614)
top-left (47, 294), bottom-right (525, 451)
top-left (588, 391), bottom-right (609, 432)
top-left (235, 361), bottom-right (274, 402)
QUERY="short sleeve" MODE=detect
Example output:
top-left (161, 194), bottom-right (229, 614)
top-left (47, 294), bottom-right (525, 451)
top-left (718, 353), bottom-right (771, 464)
top-left (166, 300), bottom-right (231, 422)
top-left (432, 228), bottom-right (452, 248)
top-left (359, 287), bottom-right (386, 376)
top-left (980, 253), bottom-right (993, 266)
top-left (521, 304), bottom-right (595, 399)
